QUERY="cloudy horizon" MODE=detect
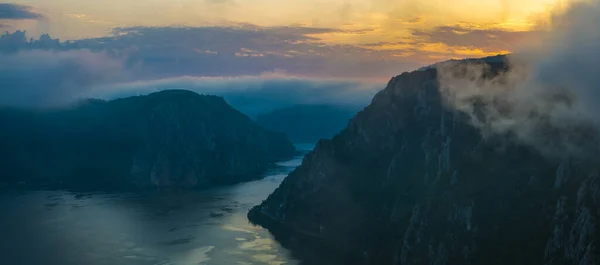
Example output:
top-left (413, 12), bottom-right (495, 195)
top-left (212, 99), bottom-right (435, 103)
top-left (2, 0), bottom-right (573, 68)
top-left (0, 0), bottom-right (590, 111)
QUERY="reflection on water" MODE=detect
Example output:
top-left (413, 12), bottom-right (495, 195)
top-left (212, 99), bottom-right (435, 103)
top-left (0, 144), bottom-right (314, 265)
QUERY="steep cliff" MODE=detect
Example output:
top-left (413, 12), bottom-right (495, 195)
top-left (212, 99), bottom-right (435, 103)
top-left (0, 90), bottom-right (296, 190)
top-left (249, 59), bottom-right (600, 264)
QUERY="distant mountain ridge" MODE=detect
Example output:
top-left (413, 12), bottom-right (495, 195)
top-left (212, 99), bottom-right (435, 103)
top-left (0, 90), bottom-right (296, 190)
top-left (255, 104), bottom-right (359, 143)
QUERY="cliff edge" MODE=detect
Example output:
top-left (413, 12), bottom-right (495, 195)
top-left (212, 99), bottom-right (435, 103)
top-left (249, 58), bottom-right (600, 265)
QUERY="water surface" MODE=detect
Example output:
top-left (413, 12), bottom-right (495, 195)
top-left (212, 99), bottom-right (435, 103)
top-left (0, 144), bottom-right (315, 265)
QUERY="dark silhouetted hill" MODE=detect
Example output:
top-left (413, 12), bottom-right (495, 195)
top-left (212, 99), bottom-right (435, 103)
top-left (0, 90), bottom-right (295, 190)
top-left (248, 57), bottom-right (600, 265)
top-left (255, 104), bottom-right (359, 143)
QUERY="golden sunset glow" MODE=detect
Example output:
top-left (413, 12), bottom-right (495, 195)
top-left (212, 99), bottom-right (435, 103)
top-left (1, 0), bottom-right (584, 78)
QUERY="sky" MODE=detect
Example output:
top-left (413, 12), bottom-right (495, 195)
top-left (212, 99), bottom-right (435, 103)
top-left (0, 0), bottom-right (586, 111)
top-left (2, 0), bottom-right (570, 64)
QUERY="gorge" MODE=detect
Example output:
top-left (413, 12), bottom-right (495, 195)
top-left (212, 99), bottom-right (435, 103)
top-left (249, 56), bottom-right (600, 265)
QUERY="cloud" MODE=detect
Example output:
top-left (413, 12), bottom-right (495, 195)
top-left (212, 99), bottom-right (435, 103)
top-left (352, 23), bottom-right (541, 63)
top-left (2, 21), bottom-right (536, 112)
top-left (0, 50), bottom-right (126, 108)
top-left (437, 0), bottom-right (600, 159)
top-left (1, 25), bottom-right (419, 79)
top-left (0, 25), bottom-right (388, 114)
top-left (0, 3), bottom-right (43, 20)
top-left (88, 75), bottom-right (383, 116)
top-left (0, 46), bottom-right (383, 115)
top-left (406, 17), bottom-right (423, 24)
top-left (65, 13), bottom-right (112, 25)
top-left (412, 25), bottom-right (541, 52)
top-left (0, 22), bottom-right (533, 79)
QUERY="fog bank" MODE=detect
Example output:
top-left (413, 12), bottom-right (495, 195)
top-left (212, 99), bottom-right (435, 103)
top-left (438, 0), bottom-right (600, 158)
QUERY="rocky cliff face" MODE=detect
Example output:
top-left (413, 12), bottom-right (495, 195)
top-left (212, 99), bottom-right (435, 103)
top-left (0, 90), bottom-right (296, 190)
top-left (249, 60), bottom-right (600, 264)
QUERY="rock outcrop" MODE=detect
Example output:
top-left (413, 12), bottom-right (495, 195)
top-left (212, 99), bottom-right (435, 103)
top-left (249, 58), bottom-right (600, 264)
top-left (0, 90), bottom-right (296, 190)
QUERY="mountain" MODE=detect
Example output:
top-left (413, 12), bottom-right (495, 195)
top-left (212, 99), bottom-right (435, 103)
top-left (255, 104), bottom-right (359, 143)
top-left (0, 90), bottom-right (296, 190)
top-left (248, 58), bottom-right (600, 264)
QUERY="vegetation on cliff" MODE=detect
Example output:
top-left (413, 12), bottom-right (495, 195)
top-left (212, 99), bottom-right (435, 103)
top-left (0, 90), bottom-right (296, 190)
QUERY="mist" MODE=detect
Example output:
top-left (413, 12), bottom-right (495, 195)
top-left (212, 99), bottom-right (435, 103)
top-left (89, 76), bottom-right (381, 116)
top-left (0, 49), bottom-right (381, 115)
top-left (437, 0), bottom-right (600, 159)
top-left (0, 50), bottom-right (126, 108)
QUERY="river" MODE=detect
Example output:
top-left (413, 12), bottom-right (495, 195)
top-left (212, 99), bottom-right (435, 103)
top-left (0, 144), bottom-right (315, 265)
